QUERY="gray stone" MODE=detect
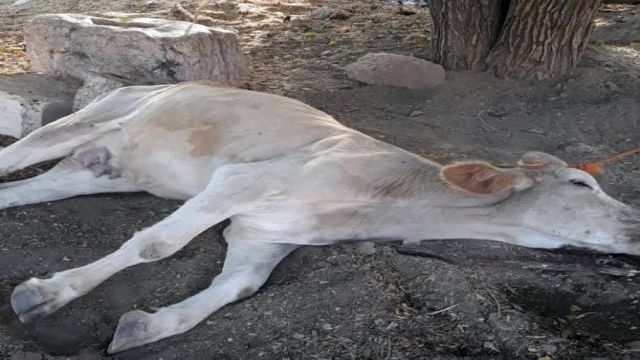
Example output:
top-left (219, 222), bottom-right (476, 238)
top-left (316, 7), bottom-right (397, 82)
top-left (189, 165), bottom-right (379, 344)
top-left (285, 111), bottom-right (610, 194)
top-left (0, 74), bottom-right (79, 138)
top-left (345, 53), bottom-right (445, 90)
top-left (73, 75), bottom-right (128, 111)
top-left (540, 344), bottom-right (557, 355)
top-left (24, 14), bottom-right (246, 106)
top-left (355, 241), bottom-right (376, 255)
top-left (310, 7), bottom-right (331, 20)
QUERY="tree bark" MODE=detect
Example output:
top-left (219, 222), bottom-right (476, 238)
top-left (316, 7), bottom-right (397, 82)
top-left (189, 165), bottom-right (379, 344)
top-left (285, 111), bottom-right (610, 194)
top-left (484, 0), bottom-right (602, 79)
top-left (430, 0), bottom-right (508, 70)
top-left (430, 0), bottom-right (603, 79)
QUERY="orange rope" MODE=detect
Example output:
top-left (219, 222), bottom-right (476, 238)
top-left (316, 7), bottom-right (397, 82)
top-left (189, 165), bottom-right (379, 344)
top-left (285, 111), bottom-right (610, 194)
top-left (523, 147), bottom-right (640, 175)
top-left (568, 147), bottom-right (640, 175)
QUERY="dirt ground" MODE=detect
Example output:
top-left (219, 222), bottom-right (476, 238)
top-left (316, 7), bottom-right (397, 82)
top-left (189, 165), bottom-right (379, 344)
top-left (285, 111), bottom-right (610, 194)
top-left (1, 1), bottom-right (640, 359)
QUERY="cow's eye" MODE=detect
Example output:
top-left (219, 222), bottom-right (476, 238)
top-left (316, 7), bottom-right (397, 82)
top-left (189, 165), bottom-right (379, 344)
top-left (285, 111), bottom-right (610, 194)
top-left (570, 179), bottom-right (593, 189)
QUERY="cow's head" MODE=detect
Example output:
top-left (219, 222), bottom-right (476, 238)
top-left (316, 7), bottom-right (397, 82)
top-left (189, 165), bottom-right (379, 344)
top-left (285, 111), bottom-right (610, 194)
top-left (440, 152), bottom-right (639, 254)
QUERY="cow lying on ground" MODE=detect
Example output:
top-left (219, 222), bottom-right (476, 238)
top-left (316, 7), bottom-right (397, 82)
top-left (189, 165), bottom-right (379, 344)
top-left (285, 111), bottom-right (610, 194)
top-left (1, 82), bottom-right (638, 353)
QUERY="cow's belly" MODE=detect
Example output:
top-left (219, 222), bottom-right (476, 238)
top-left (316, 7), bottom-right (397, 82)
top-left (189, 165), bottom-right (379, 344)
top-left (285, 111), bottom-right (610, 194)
top-left (118, 128), bottom-right (222, 200)
top-left (123, 152), bottom-right (219, 200)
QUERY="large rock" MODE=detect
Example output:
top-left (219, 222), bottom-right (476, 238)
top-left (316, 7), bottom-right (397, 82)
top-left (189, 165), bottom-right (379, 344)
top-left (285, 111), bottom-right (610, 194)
top-left (72, 74), bottom-right (127, 111)
top-left (24, 14), bottom-right (246, 107)
top-left (345, 53), bottom-right (445, 89)
top-left (0, 74), bottom-right (79, 138)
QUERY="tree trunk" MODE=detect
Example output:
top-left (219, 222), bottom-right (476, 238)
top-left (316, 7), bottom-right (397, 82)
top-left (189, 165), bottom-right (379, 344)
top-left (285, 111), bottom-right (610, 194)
top-left (430, 0), bottom-right (603, 79)
top-left (430, 0), bottom-right (507, 70)
top-left (485, 0), bottom-right (602, 79)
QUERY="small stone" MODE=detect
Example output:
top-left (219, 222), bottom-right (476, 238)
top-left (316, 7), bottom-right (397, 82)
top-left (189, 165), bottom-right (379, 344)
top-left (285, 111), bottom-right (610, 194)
top-left (385, 321), bottom-right (398, 331)
top-left (206, 320), bottom-right (214, 325)
top-left (292, 333), bottom-right (305, 340)
top-left (355, 242), bottom-right (376, 255)
top-left (485, 109), bottom-right (507, 117)
top-left (397, 9), bottom-right (416, 16)
top-left (310, 7), bottom-right (331, 20)
top-left (605, 81), bottom-right (621, 91)
top-left (541, 344), bottom-right (557, 355)
top-left (322, 323), bottom-right (333, 330)
top-left (62, 256), bottom-right (71, 262)
top-left (487, 312), bottom-right (514, 331)
top-left (564, 142), bottom-right (598, 154)
top-left (329, 10), bottom-right (352, 20)
top-left (560, 91), bottom-right (568, 97)
top-left (370, 15), bottom-right (384, 23)
top-left (345, 52), bottom-right (445, 90)
top-left (483, 342), bottom-right (497, 351)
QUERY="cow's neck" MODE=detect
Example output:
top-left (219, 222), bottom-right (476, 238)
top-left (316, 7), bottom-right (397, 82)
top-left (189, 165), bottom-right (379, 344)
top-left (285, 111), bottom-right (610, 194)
top-left (357, 156), bottom-right (519, 244)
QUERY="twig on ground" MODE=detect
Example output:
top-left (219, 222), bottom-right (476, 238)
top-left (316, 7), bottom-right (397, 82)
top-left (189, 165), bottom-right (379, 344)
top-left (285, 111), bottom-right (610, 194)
top-left (477, 110), bottom-right (497, 131)
top-left (171, 3), bottom-right (216, 26)
top-left (193, 0), bottom-right (210, 24)
top-left (484, 285), bottom-right (502, 318)
top-left (385, 334), bottom-right (392, 360)
top-left (427, 302), bottom-right (463, 316)
top-left (171, 3), bottom-right (195, 22)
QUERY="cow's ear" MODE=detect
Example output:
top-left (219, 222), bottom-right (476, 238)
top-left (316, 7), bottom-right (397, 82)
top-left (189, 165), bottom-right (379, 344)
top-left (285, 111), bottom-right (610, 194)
top-left (441, 162), bottom-right (534, 197)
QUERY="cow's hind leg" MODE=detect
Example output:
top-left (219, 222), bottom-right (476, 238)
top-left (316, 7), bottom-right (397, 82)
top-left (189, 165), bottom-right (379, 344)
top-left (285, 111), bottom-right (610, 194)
top-left (0, 84), bottom-right (172, 176)
top-left (0, 155), bottom-right (138, 210)
top-left (109, 241), bottom-right (298, 353)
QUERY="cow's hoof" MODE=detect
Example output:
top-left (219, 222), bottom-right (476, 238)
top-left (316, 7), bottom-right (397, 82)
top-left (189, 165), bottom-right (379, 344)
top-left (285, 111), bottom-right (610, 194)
top-left (108, 310), bottom-right (158, 353)
top-left (11, 281), bottom-right (59, 323)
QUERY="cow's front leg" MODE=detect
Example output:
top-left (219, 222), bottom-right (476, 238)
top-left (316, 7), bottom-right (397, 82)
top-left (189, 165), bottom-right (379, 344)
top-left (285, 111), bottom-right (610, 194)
top-left (108, 241), bottom-right (297, 353)
top-left (10, 163), bottom-right (275, 323)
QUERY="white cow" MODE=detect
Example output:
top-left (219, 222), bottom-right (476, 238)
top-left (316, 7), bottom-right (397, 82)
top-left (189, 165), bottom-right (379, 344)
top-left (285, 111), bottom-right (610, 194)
top-left (2, 82), bottom-right (638, 352)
